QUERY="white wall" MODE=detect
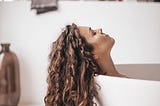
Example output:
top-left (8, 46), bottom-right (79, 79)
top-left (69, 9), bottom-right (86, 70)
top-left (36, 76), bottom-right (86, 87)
top-left (0, 1), bottom-right (160, 105)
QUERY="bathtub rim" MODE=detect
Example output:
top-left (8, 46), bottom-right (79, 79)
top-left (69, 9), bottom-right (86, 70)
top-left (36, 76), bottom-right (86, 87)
top-left (95, 75), bottom-right (160, 83)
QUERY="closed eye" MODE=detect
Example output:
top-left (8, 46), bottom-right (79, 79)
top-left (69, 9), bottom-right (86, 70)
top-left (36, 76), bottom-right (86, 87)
top-left (91, 30), bottom-right (96, 36)
top-left (93, 31), bottom-right (96, 35)
top-left (89, 27), bottom-right (96, 36)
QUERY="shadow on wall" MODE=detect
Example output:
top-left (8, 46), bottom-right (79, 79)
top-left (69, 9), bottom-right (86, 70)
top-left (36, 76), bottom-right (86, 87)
top-left (116, 64), bottom-right (160, 81)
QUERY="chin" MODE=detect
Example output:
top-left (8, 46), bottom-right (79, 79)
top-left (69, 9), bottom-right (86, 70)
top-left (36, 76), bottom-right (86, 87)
top-left (110, 37), bottom-right (115, 46)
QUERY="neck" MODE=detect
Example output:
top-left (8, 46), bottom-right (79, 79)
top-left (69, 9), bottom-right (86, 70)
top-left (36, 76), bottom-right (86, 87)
top-left (96, 53), bottom-right (120, 76)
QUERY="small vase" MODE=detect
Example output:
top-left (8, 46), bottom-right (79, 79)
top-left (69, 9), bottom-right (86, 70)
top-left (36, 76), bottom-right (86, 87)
top-left (0, 43), bottom-right (20, 106)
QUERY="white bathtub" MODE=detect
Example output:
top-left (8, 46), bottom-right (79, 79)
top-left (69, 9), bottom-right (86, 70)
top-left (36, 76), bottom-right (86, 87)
top-left (94, 64), bottom-right (160, 106)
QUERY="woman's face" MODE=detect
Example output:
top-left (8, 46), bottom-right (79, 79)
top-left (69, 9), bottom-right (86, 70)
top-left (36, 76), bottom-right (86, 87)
top-left (78, 26), bottom-right (115, 56)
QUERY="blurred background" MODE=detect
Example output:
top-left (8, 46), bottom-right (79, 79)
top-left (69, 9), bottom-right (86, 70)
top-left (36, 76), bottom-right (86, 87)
top-left (0, 0), bottom-right (160, 105)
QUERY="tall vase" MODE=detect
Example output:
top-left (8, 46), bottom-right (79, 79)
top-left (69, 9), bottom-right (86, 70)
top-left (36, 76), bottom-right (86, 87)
top-left (0, 43), bottom-right (20, 106)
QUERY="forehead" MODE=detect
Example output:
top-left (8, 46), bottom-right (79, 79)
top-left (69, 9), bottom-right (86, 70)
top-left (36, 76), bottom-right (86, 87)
top-left (78, 26), bottom-right (91, 39)
top-left (78, 26), bottom-right (90, 31)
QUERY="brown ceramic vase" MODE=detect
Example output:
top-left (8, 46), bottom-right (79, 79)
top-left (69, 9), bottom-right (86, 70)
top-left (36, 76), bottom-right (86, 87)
top-left (0, 43), bottom-right (20, 106)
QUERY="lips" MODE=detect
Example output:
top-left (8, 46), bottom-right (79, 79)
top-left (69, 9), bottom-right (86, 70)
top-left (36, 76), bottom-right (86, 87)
top-left (103, 34), bottom-right (114, 43)
top-left (103, 34), bottom-right (110, 38)
top-left (103, 33), bottom-right (109, 37)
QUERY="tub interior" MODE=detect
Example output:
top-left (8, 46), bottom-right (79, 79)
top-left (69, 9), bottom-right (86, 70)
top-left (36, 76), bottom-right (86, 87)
top-left (116, 64), bottom-right (160, 81)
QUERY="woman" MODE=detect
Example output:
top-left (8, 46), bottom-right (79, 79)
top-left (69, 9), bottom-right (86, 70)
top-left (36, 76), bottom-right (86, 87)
top-left (44, 23), bottom-right (126, 106)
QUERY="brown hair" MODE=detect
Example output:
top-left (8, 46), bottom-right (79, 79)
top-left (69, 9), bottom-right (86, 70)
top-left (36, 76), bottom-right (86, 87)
top-left (44, 23), bottom-right (103, 106)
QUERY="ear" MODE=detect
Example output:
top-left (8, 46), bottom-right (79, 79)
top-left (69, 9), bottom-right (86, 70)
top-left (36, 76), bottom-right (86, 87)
top-left (93, 54), bottom-right (99, 60)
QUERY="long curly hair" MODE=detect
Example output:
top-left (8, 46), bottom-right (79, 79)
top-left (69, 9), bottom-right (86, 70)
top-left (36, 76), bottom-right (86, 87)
top-left (44, 23), bottom-right (104, 106)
